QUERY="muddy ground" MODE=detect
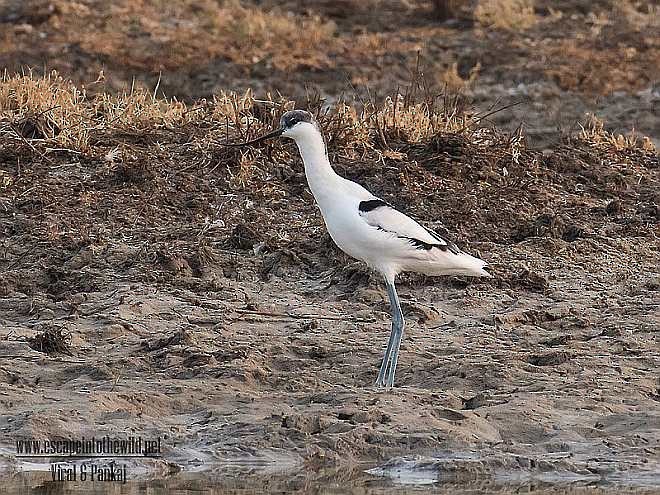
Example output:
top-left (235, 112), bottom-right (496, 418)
top-left (0, 0), bottom-right (659, 490)
top-left (1, 98), bottom-right (659, 487)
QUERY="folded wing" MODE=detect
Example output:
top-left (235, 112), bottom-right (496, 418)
top-left (358, 199), bottom-right (460, 254)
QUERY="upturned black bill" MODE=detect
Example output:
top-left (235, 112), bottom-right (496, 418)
top-left (224, 127), bottom-right (284, 146)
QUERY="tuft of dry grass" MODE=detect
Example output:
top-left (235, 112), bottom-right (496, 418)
top-left (94, 85), bottom-right (199, 130)
top-left (0, 69), bottom-right (88, 148)
top-left (437, 62), bottom-right (481, 91)
top-left (579, 113), bottom-right (657, 154)
top-left (0, 70), bottom-right (206, 150)
top-left (474, 0), bottom-right (537, 31)
top-left (28, 327), bottom-right (72, 356)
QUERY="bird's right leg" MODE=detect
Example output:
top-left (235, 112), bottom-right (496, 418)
top-left (384, 281), bottom-right (405, 388)
top-left (376, 279), bottom-right (405, 388)
top-left (375, 319), bottom-right (397, 387)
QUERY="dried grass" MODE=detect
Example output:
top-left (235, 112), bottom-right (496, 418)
top-left (95, 86), bottom-right (197, 130)
top-left (0, 72), bottom-right (480, 155)
top-left (0, 69), bottom-right (88, 148)
top-left (438, 62), bottom-right (481, 91)
top-left (45, 0), bottom-right (337, 72)
top-left (579, 113), bottom-right (657, 153)
top-left (474, 0), bottom-right (537, 31)
top-left (1, 71), bottom-right (653, 164)
top-left (221, 1), bottom-right (336, 69)
top-left (28, 327), bottom-right (72, 356)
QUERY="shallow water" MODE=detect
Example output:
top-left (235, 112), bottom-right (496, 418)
top-left (6, 461), bottom-right (660, 495)
top-left (6, 476), bottom-right (660, 495)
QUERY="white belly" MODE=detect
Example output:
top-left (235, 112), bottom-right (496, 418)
top-left (324, 213), bottom-right (372, 262)
top-left (321, 205), bottom-right (405, 277)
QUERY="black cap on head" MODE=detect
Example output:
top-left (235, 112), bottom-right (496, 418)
top-left (280, 110), bottom-right (313, 129)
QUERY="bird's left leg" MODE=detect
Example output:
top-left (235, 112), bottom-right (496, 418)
top-left (376, 317), bottom-right (397, 387)
top-left (384, 279), bottom-right (405, 388)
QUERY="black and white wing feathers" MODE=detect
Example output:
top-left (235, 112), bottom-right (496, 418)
top-left (358, 199), bottom-right (460, 254)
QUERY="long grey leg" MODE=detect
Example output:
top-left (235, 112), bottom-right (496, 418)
top-left (386, 326), bottom-right (404, 387)
top-left (385, 280), bottom-right (405, 387)
top-left (375, 322), bottom-right (397, 386)
top-left (375, 279), bottom-right (405, 388)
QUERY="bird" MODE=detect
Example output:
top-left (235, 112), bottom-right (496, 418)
top-left (226, 109), bottom-right (490, 388)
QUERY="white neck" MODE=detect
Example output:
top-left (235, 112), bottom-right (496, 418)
top-left (292, 126), bottom-right (340, 206)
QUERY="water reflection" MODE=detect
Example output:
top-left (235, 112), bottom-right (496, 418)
top-left (8, 469), bottom-right (660, 495)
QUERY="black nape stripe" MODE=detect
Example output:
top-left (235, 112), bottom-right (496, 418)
top-left (281, 110), bottom-right (313, 129)
top-left (359, 199), bottom-right (389, 212)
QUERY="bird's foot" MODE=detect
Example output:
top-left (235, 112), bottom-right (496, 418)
top-left (375, 367), bottom-right (395, 389)
top-left (374, 381), bottom-right (393, 391)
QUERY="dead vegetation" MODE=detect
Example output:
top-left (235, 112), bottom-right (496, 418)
top-left (0, 71), bottom-right (657, 303)
top-left (27, 326), bottom-right (72, 355)
top-left (2, 0), bottom-right (337, 72)
top-left (1, 0), bottom-right (657, 105)
top-left (0, 71), bottom-right (479, 154)
top-left (474, 0), bottom-right (537, 30)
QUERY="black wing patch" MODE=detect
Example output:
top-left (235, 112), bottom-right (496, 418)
top-left (402, 234), bottom-right (440, 251)
top-left (425, 226), bottom-right (461, 254)
top-left (359, 199), bottom-right (461, 254)
top-left (358, 199), bottom-right (389, 212)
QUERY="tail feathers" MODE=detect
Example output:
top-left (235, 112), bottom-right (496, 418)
top-left (421, 249), bottom-right (491, 277)
top-left (476, 265), bottom-right (492, 278)
top-left (458, 252), bottom-right (491, 278)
